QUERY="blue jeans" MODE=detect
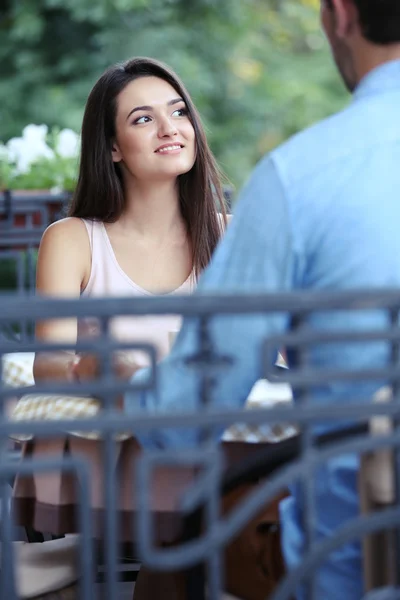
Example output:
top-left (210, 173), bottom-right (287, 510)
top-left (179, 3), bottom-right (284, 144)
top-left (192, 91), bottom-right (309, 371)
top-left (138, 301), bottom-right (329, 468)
top-left (279, 454), bottom-right (363, 600)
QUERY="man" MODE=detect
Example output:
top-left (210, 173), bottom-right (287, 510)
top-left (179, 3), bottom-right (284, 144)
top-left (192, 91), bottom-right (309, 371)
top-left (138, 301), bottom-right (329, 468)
top-left (78, 1), bottom-right (400, 596)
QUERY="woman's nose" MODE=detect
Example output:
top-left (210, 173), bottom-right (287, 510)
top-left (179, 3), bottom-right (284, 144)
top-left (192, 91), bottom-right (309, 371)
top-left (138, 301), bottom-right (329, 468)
top-left (158, 117), bottom-right (178, 138)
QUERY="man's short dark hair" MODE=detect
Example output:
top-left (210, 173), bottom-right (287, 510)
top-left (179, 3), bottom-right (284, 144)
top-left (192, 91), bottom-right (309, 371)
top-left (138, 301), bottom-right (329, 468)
top-left (327, 0), bottom-right (400, 45)
top-left (354, 0), bottom-right (400, 44)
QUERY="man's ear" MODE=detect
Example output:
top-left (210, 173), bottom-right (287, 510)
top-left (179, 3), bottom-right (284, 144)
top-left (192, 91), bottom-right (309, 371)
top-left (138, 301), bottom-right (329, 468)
top-left (330, 0), bottom-right (359, 38)
top-left (112, 142), bottom-right (122, 163)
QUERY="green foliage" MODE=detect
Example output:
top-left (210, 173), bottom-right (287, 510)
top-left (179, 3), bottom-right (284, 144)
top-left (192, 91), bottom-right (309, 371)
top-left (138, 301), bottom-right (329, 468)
top-left (7, 154), bottom-right (77, 191)
top-left (0, 251), bottom-right (38, 291)
top-left (0, 156), bottom-right (14, 190)
top-left (0, 125), bottom-right (78, 191)
top-left (0, 0), bottom-right (348, 190)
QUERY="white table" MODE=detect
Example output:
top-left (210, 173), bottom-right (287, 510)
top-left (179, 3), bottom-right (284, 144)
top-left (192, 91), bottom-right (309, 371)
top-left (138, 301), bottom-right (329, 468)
top-left (3, 352), bottom-right (295, 443)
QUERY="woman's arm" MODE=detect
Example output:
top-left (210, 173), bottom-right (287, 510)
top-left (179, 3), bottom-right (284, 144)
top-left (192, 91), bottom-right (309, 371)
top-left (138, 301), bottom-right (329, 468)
top-left (72, 352), bottom-right (141, 382)
top-left (33, 218), bottom-right (91, 382)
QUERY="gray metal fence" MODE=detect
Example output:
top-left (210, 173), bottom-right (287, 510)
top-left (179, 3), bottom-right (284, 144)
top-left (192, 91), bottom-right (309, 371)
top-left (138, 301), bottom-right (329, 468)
top-left (1, 290), bottom-right (400, 599)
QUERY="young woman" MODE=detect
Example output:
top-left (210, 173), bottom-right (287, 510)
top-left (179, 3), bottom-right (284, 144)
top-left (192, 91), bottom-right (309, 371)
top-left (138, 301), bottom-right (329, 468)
top-left (12, 56), bottom-right (228, 598)
top-left (33, 56), bottom-right (227, 380)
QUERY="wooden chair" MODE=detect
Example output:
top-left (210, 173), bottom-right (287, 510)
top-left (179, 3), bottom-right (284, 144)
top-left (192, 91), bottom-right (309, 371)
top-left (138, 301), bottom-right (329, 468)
top-left (181, 423), bottom-right (371, 600)
top-left (359, 386), bottom-right (398, 592)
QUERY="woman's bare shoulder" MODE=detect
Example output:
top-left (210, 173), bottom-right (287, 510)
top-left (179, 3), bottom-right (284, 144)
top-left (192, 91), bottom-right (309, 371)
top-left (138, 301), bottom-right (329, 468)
top-left (36, 217), bottom-right (93, 295)
top-left (38, 217), bottom-right (91, 272)
top-left (42, 216), bottom-right (88, 240)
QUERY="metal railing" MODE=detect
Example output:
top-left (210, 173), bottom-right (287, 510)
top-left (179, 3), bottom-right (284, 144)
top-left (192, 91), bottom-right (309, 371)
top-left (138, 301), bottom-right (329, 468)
top-left (0, 290), bottom-right (400, 599)
top-left (0, 191), bottom-right (56, 307)
top-left (0, 190), bottom-right (70, 226)
top-left (0, 188), bottom-right (232, 224)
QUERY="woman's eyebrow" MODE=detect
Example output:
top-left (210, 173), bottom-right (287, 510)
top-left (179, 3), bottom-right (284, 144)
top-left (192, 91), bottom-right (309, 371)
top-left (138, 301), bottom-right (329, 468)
top-left (168, 97), bottom-right (184, 106)
top-left (126, 105), bottom-right (152, 120)
top-left (126, 97), bottom-right (184, 121)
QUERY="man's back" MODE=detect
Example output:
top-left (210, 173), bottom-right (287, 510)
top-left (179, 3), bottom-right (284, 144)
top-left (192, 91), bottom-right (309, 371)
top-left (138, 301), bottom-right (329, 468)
top-left (270, 59), bottom-right (400, 598)
top-left (270, 60), bottom-right (400, 390)
top-left (273, 59), bottom-right (400, 293)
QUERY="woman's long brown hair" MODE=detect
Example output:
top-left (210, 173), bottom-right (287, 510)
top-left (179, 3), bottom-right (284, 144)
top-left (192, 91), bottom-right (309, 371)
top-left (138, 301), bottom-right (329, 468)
top-left (69, 57), bottom-right (227, 277)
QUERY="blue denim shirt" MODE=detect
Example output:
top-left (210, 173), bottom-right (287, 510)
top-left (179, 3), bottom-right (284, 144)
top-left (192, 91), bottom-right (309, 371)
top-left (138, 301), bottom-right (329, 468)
top-left (126, 59), bottom-right (400, 598)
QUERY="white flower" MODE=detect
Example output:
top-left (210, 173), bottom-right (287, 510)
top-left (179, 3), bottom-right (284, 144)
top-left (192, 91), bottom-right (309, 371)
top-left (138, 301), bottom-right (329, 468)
top-left (0, 143), bottom-right (9, 160)
top-left (56, 128), bottom-right (79, 159)
top-left (6, 138), bottom-right (27, 172)
top-left (6, 124), bottom-right (55, 174)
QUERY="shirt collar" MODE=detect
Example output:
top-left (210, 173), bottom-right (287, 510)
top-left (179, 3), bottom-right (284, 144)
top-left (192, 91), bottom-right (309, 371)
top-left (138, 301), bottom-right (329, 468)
top-left (354, 58), bottom-right (400, 101)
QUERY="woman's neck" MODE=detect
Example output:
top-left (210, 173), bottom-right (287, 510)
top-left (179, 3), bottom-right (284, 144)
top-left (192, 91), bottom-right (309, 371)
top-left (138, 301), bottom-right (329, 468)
top-left (119, 179), bottom-right (185, 238)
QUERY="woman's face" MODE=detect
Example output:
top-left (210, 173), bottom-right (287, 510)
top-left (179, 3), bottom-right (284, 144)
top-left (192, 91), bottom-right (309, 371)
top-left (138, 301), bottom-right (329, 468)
top-left (112, 76), bottom-right (196, 182)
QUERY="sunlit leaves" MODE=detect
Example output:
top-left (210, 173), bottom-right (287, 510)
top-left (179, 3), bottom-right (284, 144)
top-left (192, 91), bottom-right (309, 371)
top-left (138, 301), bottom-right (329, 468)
top-left (1, 0), bottom-right (348, 188)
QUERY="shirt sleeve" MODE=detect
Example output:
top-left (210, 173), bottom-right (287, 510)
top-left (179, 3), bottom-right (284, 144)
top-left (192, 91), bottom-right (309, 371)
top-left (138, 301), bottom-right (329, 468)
top-left (124, 155), bottom-right (296, 448)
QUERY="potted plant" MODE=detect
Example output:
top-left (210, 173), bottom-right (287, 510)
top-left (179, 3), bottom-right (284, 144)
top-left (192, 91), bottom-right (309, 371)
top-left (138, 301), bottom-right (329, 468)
top-left (0, 124), bottom-right (79, 194)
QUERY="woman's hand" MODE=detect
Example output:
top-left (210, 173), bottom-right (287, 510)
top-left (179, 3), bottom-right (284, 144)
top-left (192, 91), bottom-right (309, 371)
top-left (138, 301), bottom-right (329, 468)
top-left (70, 352), bottom-right (141, 382)
top-left (69, 354), bottom-right (99, 381)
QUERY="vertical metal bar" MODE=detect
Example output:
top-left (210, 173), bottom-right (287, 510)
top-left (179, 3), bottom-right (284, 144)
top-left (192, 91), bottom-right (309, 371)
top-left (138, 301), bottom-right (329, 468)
top-left (100, 315), bottom-right (118, 600)
top-left (0, 346), bottom-right (5, 418)
top-left (41, 205), bottom-right (49, 227)
top-left (198, 317), bottom-right (216, 442)
top-left (26, 246), bottom-right (35, 293)
top-left (16, 251), bottom-right (25, 294)
top-left (17, 250), bottom-right (28, 340)
top-left (292, 312), bottom-right (317, 600)
top-left (206, 455), bottom-right (223, 600)
top-left (4, 189), bottom-right (12, 227)
top-left (389, 307), bottom-right (400, 585)
top-left (0, 340), bottom-right (17, 599)
top-left (76, 466), bottom-right (95, 600)
top-left (198, 316), bottom-right (223, 600)
top-left (0, 481), bottom-right (17, 599)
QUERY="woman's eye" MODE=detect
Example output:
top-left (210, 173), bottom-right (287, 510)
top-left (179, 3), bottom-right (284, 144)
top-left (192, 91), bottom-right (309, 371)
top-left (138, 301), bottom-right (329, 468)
top-left (134, 115), bottom-right (151, 125)
top-left (172, 108), bottom-right (188, 117)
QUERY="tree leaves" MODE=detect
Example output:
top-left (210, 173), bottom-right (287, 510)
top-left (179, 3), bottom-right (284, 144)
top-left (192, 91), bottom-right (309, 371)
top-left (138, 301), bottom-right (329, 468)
top-left (0, 0), bottom-right (348, 188)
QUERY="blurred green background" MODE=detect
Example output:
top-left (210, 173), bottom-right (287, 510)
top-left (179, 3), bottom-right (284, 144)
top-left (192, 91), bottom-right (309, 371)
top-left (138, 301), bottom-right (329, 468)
top-left (0, 0), bottom-right (348, 190)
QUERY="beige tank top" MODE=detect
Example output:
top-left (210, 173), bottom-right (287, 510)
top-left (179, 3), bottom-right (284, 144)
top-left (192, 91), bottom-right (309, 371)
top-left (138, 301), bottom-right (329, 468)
top-left (78, 219), bottom-right (196, 367)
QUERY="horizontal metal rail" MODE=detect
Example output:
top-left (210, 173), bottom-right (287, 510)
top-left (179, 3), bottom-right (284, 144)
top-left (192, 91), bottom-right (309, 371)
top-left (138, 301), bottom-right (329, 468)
top-left (0, 289), bottom-right (399, 599)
